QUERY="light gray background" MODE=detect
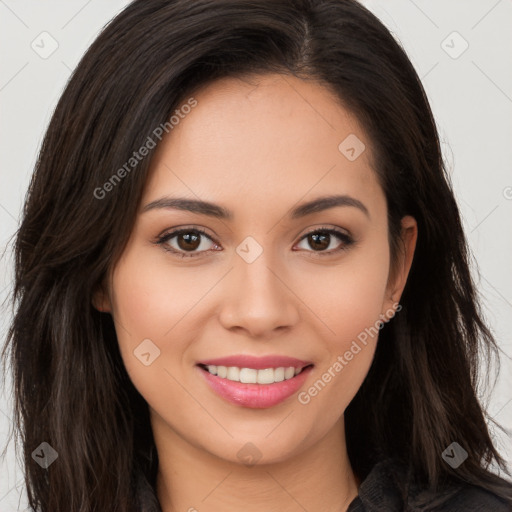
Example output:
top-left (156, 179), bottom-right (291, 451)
top-left (1, 0), bottom-right (511, 509)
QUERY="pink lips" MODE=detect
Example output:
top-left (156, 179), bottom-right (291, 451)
top-left (196, 354), bottom-right (314, 409)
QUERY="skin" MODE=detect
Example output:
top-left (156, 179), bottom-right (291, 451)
top-left (94, 73), bottom-right (417, 512)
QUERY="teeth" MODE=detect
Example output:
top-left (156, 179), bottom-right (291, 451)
top-left (204, 365), bottom-right (304, 384)
top-left (284, 367), bottom-right (295, 379)
top-left (227, 366), bottom-right (239, 381)
top-left (274, 367), bottom-right (285, 382)
top-left (240, 368), bottom-right (257, 384)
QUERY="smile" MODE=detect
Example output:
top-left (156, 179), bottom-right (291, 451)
top-left (196, 363), bottom-right (314, 409)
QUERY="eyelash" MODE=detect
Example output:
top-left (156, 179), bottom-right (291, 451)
top-left (154, 226), bottom-right (354, 259)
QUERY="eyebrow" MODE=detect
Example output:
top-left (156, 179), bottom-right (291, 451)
top-left (142, 194), bottom-right (370, 220)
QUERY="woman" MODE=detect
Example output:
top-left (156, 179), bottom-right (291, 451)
top-left (2, 0), bottom-right (511, 510)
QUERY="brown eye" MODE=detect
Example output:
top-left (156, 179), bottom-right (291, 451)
top-left (296, 228), bottom-right (354, 255)
top-left (307, 232), bottom-right (331, 251)
top-left (156, 228), bottom-right (219, 257)
top-left (176, 232), bottom-right (201, 251)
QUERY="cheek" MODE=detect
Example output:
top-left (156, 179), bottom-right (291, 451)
top-left (108, 248), bottom-right (195, 393)
top-left (109, 243), bottom-right (236, 411)
top-left (110, 244), bottom-right (212, 341)
top-left (297, 233), bottom-right (391, 342)
top-left (294, 235), bottom-right (390, 412)
top-left (296, 341), bottom-right (376, 434)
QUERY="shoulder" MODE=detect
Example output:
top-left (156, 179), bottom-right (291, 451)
top-left (348, 458), bottom-right (512, 512)
top-left (411, 482), bottom-right (511, 511)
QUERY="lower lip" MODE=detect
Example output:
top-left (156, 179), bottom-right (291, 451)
top-left (197, 365), bottom-right (313, 409)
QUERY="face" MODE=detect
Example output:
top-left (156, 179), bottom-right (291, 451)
top-left (96, 73), bottom-right (416, 465)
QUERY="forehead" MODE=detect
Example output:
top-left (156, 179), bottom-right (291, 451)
top-left (143, 74), bottom-right (383, 218)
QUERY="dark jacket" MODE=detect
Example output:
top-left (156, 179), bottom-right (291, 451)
top-left (347, 458), bottom-right (511, 511)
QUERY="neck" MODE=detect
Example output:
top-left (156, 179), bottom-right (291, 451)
top-left (152, 412), bottom-right (359, 512)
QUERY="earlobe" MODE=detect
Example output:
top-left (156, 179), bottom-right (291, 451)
top-left (92, 282), bottom-right (112, 313)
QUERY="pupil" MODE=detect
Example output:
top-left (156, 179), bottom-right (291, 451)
top-left (178, 233), bottom-right (200, 250)
top-left (310, 233), bottom-right (329, 251)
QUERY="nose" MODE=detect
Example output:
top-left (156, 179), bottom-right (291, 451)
top-left (218, 251), bottom-right (300, 339)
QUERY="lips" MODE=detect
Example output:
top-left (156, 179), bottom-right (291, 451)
top-left (196, 354), bottom-right (314, 408)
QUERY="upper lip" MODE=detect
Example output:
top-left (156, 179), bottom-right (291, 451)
top-left (197, 355), bottom-right (313, 370)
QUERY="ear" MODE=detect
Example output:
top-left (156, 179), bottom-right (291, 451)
top-left (92, 280), bottom-right (112, 313)
top-left (381, 215), bottom-right (417, 318)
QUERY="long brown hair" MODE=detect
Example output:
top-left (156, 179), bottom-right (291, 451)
top-left (2, 0), bottom-right (511, 510)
